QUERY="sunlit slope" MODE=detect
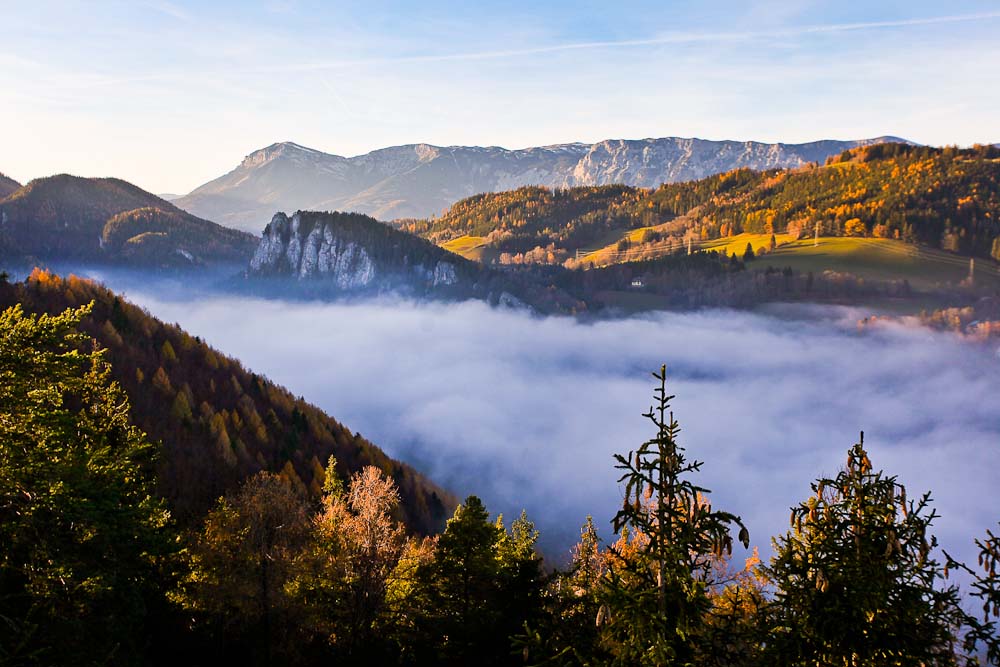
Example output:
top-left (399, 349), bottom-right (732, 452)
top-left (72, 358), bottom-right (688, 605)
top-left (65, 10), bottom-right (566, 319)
top-left (579, 232), bottom-right (795, 266)
top-left (758, 237), bottom-right (1000, 290)
top-left (441, 235), bottom-right (488, 261)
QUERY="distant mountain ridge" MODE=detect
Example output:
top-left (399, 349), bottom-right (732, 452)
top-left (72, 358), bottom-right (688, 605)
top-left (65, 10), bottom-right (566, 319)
top-left (173, 136), bottom-right (908, 232)
top-left (401, 142), bottom-right (1000, 267)
top-left (0, 174), bottom-right (257, 267)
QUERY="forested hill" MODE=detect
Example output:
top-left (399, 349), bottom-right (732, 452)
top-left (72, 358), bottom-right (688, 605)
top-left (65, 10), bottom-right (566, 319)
top-left (0, 171), bottom-right (19, 198)
top-left (399, 143), bottom-right (1000, 266)
top-left (0, 270), bottom-right (455, 533)
top-left (245, 210), bottom-right (588, 312)
top-left (0, 174), bottom-right (257, 267)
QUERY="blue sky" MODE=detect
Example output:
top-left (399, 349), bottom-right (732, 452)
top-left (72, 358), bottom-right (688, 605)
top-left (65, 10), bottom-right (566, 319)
top-left (4, 0), bottom-right (999, 193)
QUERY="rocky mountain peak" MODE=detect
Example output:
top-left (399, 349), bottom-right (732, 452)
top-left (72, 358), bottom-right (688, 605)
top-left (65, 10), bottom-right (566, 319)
top-left (178, 135), bottom-right (913, 232)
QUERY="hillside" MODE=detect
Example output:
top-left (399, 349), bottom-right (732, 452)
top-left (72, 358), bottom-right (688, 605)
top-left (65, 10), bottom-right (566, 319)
top-left (0, 174), bottom-right (257, 266)
top-left (0, 172), bottom-right (20, 198)
top-left (243, 210), bottom-right (587, 312)
top-left (403, 144), bottom-right (1000, 277)
top-left (0, 270), bottom-right (455, 533)
top-left (173, 136), bottom-right (902, 232)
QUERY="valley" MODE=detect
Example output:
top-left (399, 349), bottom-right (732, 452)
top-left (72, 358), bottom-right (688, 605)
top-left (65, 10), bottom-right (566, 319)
top-left (3, 125), bottom-right (1000, 667)
top-left (5, 2), bottom-right (1000, 663)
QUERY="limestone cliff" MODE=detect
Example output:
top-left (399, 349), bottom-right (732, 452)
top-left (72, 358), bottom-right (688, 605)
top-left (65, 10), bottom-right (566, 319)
top-left (247, 211), bottom-right (465, 292)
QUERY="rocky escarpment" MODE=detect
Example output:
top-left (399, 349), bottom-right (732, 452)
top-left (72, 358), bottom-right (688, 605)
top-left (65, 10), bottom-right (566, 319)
top-left (246, 211), bottom-right (465, 292)
top-left (174, 136), bottom-right (908, 230)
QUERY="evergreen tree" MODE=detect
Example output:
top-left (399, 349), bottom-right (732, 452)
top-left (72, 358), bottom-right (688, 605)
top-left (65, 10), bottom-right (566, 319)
top-left (601, 365), bottom-right (749, 665)
top-left (414, 496), bottom-right (544, 666)
top-left (0, 303), bottom-right (173, 665)
top-left (947, 523), bottom-right (1000, 665)
top-left (516, 516), bottom-right (612, 666)
top-left (765, 434), bottom-right (966, 666)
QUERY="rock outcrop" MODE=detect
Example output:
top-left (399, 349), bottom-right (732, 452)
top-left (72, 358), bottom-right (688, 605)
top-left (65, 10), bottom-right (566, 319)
top-left (246, 211), bottom-right (470, 293)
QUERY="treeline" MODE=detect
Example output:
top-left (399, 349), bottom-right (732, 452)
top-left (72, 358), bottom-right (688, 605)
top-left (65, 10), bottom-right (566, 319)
top-left (399, 144), bottom-right (1000, 267)
top-left (101, 207), bottom-right (252, 265)
top-left (691, 143), bottom-right (1000, 255)
top-left (3, 295), bottom-right (1000, 665)
top-left (0, 270), bottom-right (454, 532)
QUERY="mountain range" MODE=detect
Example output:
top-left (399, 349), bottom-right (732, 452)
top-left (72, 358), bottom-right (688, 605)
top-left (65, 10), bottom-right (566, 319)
top-left (400, 142), bottom-right (1000, 266)
top-left (172, 136), bottom-right (907, 233)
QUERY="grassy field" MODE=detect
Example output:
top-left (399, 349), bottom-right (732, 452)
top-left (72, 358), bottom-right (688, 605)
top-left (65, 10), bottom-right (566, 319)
top-left (699, 233), bottom-right (796, 257)
top-left (441, 228), bottom-right (1000, 296)
top-left (756, 236), bottom-right (1000, 291)
top-left (441, 235), bottom-right (487, 261)
top-left (578, 231), bottom-right (791, 266)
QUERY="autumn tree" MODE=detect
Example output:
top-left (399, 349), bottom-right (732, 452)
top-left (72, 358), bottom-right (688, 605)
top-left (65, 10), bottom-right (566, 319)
top-left (844, 217), bottom-right (868, 237)
top-left (174, 472), bottom-right (312, 665)
top-left (601, 365), bottom-right (749, 665)
top-left (0, 303), bottom-right (173, 665)
top-left (302, 463), bottom-right (408, 661)
top-left (698, 547), bottom-right (768, 667)
top-left (765, 434), bottom-right (966, 666)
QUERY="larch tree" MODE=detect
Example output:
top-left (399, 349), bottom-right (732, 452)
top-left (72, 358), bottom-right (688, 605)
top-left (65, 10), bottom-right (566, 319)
top-left (174, 471), bottom-right (312, 665)
top-left (305, 463), bottom-right (407, 660)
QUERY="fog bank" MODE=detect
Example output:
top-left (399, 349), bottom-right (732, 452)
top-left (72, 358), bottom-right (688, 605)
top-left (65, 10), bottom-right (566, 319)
top-left (115, 287), bottom-right (1000, 565)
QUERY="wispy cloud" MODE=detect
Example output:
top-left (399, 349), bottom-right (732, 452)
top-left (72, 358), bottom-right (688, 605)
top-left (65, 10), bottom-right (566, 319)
top-left (142, 1), bottom-right (194, 23)
top-left (269, 11), bottom-right (1000, 72)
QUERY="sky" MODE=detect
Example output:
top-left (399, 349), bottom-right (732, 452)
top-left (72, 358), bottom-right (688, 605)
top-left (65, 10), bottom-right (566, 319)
top-left (3, 0), bottom-right (1000, 194)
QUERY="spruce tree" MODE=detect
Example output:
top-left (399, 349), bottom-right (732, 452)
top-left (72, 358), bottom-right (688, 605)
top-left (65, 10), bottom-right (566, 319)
top-left (0, 303), bottom-right (173, 665)
top-left (601, 365), bottom-right (749, 665)
top-left (765, 434), bottom-right (965, 666)
top-left (947, 523), bottom-right (1000, 665)
top-left (414, 496), bottom-right (544, 666)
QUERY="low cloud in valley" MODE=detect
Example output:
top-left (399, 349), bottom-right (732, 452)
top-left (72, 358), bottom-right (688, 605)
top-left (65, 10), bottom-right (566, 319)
top-left (116, 287), bottom-right (1000, 566)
